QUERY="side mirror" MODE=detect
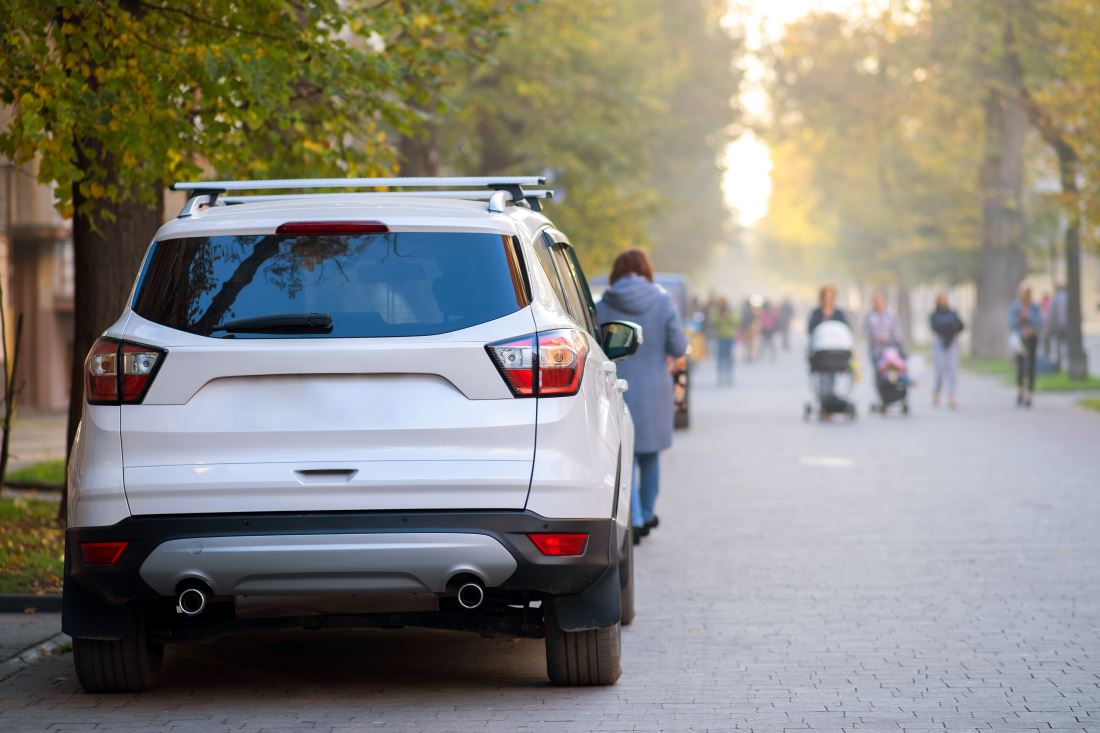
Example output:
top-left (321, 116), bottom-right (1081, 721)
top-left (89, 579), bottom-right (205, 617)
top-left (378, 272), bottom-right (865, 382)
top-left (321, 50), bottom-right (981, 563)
top-left (600, 320), bottom-right (643, 360)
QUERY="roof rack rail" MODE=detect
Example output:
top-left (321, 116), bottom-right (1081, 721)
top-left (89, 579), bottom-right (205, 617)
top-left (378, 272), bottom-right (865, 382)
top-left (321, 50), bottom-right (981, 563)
top-left (219, 189), bottom-right (555, 205)
top-left (170, 176), bottom-right (551, 217)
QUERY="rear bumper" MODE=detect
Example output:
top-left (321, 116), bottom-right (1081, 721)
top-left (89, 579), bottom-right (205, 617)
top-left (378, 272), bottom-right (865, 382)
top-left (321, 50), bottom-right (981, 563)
top-left (66, 510), bottom-right (618, 605)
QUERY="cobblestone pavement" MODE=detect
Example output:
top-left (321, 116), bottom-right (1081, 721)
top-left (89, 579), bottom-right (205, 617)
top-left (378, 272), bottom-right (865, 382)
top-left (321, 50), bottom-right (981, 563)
top-left (2, 346), bottom-right (1099, 732)
top-left (0, 614), bottom-right (64, 664)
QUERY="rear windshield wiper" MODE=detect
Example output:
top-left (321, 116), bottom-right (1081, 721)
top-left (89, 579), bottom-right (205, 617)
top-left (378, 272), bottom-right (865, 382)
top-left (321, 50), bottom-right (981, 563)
top-left (211, 312), bottom-right (333, 335)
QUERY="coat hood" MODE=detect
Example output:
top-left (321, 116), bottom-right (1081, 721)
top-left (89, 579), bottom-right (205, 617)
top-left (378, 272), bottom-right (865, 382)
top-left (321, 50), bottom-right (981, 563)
top-left (600, 274), bottom-right (663, 315)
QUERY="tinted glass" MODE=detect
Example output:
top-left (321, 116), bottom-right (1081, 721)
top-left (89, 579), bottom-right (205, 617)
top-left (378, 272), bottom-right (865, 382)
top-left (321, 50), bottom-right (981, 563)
top-left (534, 235), bottom-right (569, 307)
top-left (549, 244), bottom-right (593, 332)
top-left (133, 232), bottom-right (523, 338)
top-left (561, 245), bottom-right (598, 333)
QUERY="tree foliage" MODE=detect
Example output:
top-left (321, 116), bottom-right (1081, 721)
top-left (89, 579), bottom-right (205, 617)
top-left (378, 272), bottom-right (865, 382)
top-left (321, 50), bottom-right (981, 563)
top-left (439, 0), bottom-right (741, 275)
top-left (0, 0), bottom-right (518, 213)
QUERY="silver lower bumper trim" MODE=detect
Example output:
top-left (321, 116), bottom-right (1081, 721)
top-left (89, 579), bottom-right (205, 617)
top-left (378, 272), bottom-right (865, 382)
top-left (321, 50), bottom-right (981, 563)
top-left (138, 532), bottom-right (517, 596)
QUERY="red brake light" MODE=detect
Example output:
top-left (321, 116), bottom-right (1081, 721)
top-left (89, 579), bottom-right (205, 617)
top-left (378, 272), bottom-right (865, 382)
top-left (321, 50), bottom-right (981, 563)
top-left (487, 329), bottom-right (588, 398)
top-left (528, 533), bottom-right (589, 556)
top-left (80, 541), bottom-right (129, 565)
top-left (537, 329), bottom-right (588, 396)
top-left (486, 335), bottom-right (537, 396)
top-left (85, 338), bottom-right (119, 403)
top-left (275, 221), bottom-right (389, 234)
top-left (85, 338), bottom-right (165, 405)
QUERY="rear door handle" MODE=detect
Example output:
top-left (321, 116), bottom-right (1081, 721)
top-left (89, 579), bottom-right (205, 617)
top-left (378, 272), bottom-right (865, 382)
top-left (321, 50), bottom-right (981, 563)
top-left (294, 469), bottom-right (358, 485)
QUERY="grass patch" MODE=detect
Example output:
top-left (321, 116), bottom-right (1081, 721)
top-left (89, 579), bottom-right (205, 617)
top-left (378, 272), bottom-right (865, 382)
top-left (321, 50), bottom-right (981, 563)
top-left (5, 459), bottom-right (65, 486)
top-left (1032, 372), bottom-right (1100, 392)
top-left (0, 496), bottom-right (63, 594)
top-left (962, 357), bottom-right (1100, 391)
top-left (1080, 397), bottom-right (1100, 412)
top-left (962, 357), bottom-right (1014, 375)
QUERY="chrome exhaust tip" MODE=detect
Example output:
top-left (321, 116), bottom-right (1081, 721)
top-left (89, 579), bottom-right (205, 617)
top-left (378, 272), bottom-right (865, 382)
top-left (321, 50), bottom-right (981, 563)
top-left (177, 586), bottom-right (207, 616)
top-left (457, 582), bottom-right (485, 610)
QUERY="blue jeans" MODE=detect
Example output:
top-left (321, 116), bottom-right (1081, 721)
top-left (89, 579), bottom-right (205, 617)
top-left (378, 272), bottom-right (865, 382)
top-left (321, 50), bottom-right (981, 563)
top-left (632, 452), bottom-right (660, 528)
top-left (716, 338), bottom-right (735, 385)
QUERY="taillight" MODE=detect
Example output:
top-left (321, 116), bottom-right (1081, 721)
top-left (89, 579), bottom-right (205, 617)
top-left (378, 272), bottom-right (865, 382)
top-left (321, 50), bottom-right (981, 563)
top-left (486, 335), bottom-right (537, 396)
top-left (80, 541), bottom-right (129, 565)
top-left (537, 330), bottom-right (588, 396)
top-left (85, 338), bottom-right (165, 405)
top-left (487, 329), bottom-right (588, 397)
top-left (528, 533), bottom-right (589, 556)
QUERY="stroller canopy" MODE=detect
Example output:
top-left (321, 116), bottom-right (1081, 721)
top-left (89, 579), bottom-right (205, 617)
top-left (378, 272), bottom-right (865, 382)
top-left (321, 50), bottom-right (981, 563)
top-left (810, 320), bottom-right (854, 353)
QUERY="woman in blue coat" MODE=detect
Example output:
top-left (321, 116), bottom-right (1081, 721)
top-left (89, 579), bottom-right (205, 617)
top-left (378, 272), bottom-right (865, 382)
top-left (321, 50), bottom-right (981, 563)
top-left (1010, 285), bottom-right (1043, 408)
top-left (596, 250), bottom-right (687, 543)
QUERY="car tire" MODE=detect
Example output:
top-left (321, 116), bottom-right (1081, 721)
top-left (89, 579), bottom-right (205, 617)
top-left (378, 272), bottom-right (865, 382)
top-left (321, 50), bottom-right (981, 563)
top-left (545, 604), bottom-right (622, 686)
top-left (73, 608), bottom-right (164, 693)
top-left (619, 529), bottom-right (636, 627)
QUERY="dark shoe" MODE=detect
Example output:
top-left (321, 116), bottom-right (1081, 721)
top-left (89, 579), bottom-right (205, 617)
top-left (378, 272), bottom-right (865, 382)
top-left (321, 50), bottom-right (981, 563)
top-left (644, 515), bottom-right (659, 531)
top-left (632, 530), bottom-right (642, 546)
top-left (635, 525), bottom-right (650, 539)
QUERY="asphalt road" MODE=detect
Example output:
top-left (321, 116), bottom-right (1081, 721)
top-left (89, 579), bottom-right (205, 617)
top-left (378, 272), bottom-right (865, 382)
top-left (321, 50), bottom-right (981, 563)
top-left (2, 344), bottom-right (1099, 732)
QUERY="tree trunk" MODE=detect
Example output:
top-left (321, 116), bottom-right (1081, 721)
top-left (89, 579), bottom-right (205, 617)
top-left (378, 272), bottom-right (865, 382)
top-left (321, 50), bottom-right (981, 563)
top-left (398, 101), bottom-right (441, 177)
top-left (63, 145), bottom-right (162, 522)
top-left (972, 83), bottom-right (1027, 359)
top-left (1055, 147), bottom-right (1089, 380)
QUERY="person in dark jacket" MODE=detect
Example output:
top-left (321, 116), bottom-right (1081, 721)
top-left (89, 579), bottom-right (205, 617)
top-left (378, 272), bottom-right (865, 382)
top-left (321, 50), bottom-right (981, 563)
top-left (596, 249), bottom-right (687, 543)
top-left (807, 284), bottom-right (848, 333)
top-left (929, 292), bottom-right (964, 408)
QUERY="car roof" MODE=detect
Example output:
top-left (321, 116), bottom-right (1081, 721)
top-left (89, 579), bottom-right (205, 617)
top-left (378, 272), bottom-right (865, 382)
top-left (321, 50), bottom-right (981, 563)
top-left (154, 194), bottom-right (552, 242)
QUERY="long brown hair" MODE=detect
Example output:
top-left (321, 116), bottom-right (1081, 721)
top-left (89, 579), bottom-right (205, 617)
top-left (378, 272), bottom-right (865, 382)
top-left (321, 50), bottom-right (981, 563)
top-left (609, 249), bottom-right (654, 284)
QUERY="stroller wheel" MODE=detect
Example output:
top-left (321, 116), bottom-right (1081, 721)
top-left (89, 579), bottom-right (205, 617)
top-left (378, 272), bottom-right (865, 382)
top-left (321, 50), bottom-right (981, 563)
top-left (902, 402), bottom-right (910, 416)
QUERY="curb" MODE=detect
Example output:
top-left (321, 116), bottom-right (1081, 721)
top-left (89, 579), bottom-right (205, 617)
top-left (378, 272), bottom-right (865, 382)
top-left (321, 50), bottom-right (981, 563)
top-left (0, 633), bottom-right (70, 682)
top-left (0, 595), bottom-right (62, 613)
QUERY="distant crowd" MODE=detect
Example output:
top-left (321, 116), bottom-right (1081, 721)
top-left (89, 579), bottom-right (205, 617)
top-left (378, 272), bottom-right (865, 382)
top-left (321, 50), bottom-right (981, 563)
top-left (691, 294), bottom-right (796, 385)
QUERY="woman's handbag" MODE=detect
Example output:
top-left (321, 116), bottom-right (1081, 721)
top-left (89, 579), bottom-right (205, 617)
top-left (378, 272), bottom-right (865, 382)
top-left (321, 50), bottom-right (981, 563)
top-left (1008, 331), bottom-right (1024, 355)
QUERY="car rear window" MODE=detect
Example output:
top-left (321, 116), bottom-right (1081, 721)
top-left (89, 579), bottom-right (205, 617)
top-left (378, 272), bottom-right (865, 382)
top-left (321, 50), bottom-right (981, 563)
top-left (132, 232), bottom-right (525, 338)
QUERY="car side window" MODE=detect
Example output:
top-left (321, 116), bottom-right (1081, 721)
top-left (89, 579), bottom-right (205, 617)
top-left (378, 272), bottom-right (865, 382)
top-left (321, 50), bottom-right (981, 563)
top-left (561, 245), bottom-right (598, 333)
top-left (534, 233), bottom-right (569, 308)
top-left (549, 243), bottom-right (596, 335)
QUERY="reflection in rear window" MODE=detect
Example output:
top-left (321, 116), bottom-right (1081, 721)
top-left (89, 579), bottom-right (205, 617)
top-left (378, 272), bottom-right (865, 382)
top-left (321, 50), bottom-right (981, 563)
top-left (132, 232), bottom-right (523, 338)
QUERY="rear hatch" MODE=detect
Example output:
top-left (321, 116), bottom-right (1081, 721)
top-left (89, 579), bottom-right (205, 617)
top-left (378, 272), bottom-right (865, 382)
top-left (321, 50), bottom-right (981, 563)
top-left (120, 226), bottom-right (536, 515)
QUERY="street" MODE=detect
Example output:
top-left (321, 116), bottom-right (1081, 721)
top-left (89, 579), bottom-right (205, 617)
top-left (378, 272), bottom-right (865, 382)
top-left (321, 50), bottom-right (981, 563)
top-left (2, 344), bottom-right (1099, 732)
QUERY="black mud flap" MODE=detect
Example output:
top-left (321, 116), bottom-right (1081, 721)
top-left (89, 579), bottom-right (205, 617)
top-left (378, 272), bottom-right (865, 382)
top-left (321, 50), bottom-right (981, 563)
top-left (550, 562), bottom-right (621, 631)
top-left (62, 554), bottom-right (133, 640)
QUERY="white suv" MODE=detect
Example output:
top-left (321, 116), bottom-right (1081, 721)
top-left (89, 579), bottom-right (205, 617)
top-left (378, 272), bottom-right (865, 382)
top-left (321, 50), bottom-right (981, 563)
top-left (64, 177), bottom-right (641, 692)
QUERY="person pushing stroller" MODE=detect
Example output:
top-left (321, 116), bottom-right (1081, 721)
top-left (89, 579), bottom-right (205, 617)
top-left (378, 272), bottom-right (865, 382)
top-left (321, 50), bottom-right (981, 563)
top-left (804, 285), bottom-right (857, 420)
top-left (864, 292), bottom-right (911, 414)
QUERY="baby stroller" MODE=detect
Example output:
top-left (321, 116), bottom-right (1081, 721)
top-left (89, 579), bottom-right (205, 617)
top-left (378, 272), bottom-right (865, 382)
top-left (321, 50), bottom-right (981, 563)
top-left (804, 320), bottom-right (857, 421)
top-left (869, 344), bottom-right (910, 415)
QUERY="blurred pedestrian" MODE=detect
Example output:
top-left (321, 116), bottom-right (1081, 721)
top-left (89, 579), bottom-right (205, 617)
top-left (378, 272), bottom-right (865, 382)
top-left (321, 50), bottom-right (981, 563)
top-left (863, 291), bottom-right (904, 365)
top-left (1010, 285), bottom-right (1042, 408)
top-left (712, 298), bottom-right (739, 386)
top-left (778, 297), bottom-right (795, 351)
top-left (596, 249), bottom-right (688, 543)
top-left (739, 298), bottom-right (757, 363)
top-left (807, 284), bottom-right (848, 332)
top-left (759, 299), bottom-right (778, 361)
top-left (929, 292), bottom-right (964, 408)
top-left (807, 285), bottom-right (849, 397)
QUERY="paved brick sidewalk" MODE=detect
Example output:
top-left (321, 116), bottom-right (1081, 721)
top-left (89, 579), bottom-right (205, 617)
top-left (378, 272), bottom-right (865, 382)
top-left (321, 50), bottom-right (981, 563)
top-left (1, 348), bottom-right (1098, 732)
top-left (0, 614), bottom-right (63, 665)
